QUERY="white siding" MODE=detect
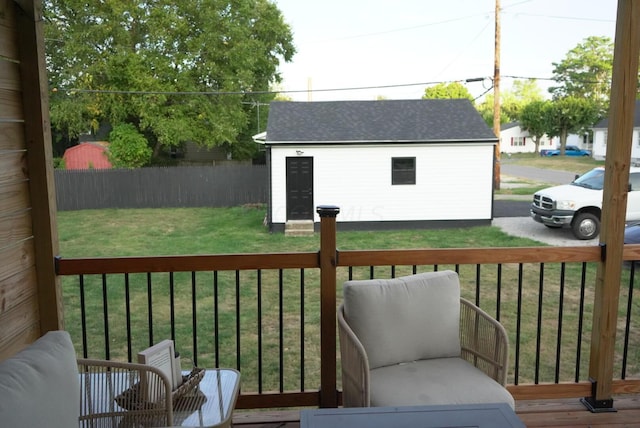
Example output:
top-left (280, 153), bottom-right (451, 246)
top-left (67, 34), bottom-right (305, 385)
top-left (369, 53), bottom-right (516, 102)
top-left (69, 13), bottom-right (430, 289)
top-left (499, 125), bottom-right (554, 154)
top-left (593, 128), bottom-right (640, 162)
top-left (270, 143), bottom-right (494, 224)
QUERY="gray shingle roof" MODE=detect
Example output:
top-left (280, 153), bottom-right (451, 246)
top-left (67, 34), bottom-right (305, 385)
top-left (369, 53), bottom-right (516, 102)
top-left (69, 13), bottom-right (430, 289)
top-left (265, 99), bottom-right (497, 143)
top-left (593, 100), bottom-right (640, 129)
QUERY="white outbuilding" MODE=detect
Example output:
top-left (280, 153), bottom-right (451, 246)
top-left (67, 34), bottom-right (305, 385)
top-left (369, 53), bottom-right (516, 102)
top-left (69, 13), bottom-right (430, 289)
top-left (257, 99), bottom-right (498, 233)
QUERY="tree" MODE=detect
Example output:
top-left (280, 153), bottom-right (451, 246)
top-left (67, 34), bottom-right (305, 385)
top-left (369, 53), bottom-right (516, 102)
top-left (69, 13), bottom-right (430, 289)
top-left (476, 79), bottom-right (543, 128)
top-left (423, 82), bottom-right (474, 102)
top-left (45, 0), bottom-right (295, 161)
top-left (549, 36), bottom-right (614, 113)
top-left (546, 97), bottom-right (601, 155)
top-left (518, 100), bottom-right (551, 154)
top-left (108, 124), bottom-right (152, 168)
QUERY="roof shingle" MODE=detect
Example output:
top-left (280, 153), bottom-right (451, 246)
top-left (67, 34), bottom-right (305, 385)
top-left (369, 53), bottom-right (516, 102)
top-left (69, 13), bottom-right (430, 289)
top-left (265, 99), bottom-right (496, 143)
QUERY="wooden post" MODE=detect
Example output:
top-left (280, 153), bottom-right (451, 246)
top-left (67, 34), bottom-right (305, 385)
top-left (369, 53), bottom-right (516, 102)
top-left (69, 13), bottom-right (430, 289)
top-left (317, 205), bottom-right (340, 408)
top-left (493, 0), bottom-right (501, 191)
top-left (17, 0), bottom-right (64, 332)
top-left (583, 0), bottom-right (640, 413)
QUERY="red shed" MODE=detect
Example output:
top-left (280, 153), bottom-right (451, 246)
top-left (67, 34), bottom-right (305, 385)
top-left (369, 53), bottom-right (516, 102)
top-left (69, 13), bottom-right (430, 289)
top-left (63, 142), bottom-right (112, 170)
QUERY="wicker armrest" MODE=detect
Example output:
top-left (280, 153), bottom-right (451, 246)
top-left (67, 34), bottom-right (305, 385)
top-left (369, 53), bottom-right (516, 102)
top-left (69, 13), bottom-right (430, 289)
top-left (77, 358), bottom-right (174, 427)
top-left (337, 304), bottom-right (371, 407)
top-left (459, 298), bottom-right (509, 385)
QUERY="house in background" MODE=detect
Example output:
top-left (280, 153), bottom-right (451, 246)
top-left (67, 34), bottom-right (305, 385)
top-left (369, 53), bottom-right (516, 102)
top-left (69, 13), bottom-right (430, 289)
top-left (62, 142), bottom-right (111, 169)
top-left (257, 99), bottom-right (497, 233)
top-left (500, 122), bottom-right (554, 154)
top-left (592, 100), bottom-right (640, 163)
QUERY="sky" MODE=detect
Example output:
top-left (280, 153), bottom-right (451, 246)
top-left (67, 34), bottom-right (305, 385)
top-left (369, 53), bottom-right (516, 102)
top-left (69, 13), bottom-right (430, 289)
top-left (272, 0), bottom-right (619, 102)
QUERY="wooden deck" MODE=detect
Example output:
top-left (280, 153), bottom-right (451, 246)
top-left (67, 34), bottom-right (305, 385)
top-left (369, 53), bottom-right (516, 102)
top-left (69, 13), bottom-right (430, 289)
top-left (231, 395), bottom-right (640, 427)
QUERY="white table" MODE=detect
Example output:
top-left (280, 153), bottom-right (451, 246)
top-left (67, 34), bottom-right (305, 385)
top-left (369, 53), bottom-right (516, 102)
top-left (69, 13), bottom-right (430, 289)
top-left (173, 368), bottom-right (240, 428)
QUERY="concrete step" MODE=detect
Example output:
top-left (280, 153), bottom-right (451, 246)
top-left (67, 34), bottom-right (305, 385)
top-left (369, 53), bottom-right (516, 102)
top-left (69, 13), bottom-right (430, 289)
top-left (285, 220), bottom-right (314, 236)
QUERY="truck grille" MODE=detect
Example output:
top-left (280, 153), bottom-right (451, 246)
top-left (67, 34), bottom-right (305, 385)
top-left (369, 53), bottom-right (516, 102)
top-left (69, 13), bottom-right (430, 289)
top-left (533, 194), bottom-right (554, 210)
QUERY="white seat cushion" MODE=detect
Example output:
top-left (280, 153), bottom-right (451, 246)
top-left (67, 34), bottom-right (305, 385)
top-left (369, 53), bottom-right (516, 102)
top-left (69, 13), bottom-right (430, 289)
top-left (369, 357), bottom-right (515, 409)
top-left (343, 270), bottom-right (461, 369)
top-left (0, 331), bottom-right (79, 428)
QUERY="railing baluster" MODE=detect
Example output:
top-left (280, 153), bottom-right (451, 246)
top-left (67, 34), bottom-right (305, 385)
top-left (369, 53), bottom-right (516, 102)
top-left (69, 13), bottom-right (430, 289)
top-left (125, 273), bottom-right (132, 362)
top-left (213, 271), bottom-right (220, 368)
top-left (515, 264), bottom-right (524, 385)
top-left (576, 263), bottom-right (587, 382)
top-left (622, 262), bottom-right (635, 379)
top-left (279, 269), bottom-right (284, 393)
top-left (235, 270), bottom-right (241, 370)
top-left (169, 272), bottom-right (176, 342)
top-left (555, 263), bottom-right (566, 383)
top-left (191, 271), bottom-right (198, 367)
top-left (101, 274), bottom-right (110, 359)
top-left (300, 268), bottom-right (306, 391)
top-left (475, 264), bottom-right (481, 306)
top-left (79, 274), bottom-right (88, 358)
top-left (534, 263), bottom-right (545, 384)
top-left (257, 269), bottom-right (263, 393)
top-left (496, 264), bottom-right (502, 321)
top-left (147, 272), bottom-right (154, 347)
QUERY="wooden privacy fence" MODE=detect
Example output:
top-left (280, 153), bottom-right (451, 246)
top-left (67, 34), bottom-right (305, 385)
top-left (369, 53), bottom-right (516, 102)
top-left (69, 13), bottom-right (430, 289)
top-left (54, 165), bottom-right (267, 211)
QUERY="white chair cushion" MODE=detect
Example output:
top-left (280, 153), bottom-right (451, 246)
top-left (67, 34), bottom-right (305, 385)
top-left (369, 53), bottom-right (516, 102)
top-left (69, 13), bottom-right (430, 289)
top-left (0, 331), bottom-right (79, 428)
top-left (369, 357), bottom-right (515, 409)
top-left (343, 270), bottom-right (461, 369)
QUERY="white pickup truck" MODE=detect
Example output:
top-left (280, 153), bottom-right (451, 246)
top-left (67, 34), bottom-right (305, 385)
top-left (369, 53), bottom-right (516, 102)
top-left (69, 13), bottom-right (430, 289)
top-left (530, 167), bottom-right (640, 240)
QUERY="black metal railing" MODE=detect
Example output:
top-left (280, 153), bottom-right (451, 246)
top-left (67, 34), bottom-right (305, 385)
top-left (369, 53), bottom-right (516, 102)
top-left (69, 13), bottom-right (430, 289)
top-left (56, 216), bottom-right (640, 409)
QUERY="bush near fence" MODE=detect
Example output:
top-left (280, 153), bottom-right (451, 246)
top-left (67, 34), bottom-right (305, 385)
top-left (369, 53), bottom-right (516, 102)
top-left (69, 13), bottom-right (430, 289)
top-left (54, 165), bottom-right (267, 211)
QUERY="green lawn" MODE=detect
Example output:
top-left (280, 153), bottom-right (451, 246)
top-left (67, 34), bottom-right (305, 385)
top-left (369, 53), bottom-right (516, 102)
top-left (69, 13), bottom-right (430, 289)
top-left (56, 154), bottom-right (639, 391)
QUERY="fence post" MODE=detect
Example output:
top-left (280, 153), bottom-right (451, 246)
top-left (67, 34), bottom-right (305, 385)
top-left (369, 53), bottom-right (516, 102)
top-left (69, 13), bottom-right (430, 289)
top-left (317, 205), bottom-right (340, 408)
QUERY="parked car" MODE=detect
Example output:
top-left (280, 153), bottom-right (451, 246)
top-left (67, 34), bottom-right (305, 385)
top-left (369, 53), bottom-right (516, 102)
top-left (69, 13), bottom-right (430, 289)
top-left (624, 222), bottom-right (640, 244)
top-left (530, 167), bottom-right (640, 240)
top-left (540, 145), bottom-right (592, 157)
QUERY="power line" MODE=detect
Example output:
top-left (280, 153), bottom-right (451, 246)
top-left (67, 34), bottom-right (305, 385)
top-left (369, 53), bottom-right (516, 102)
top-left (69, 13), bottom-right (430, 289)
top-left (56, 75), bottom-right (551, 97)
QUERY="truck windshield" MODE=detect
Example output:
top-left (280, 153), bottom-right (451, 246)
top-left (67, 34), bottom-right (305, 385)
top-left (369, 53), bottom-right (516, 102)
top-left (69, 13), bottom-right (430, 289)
top-left (572, 168), bottom-right (605, 190)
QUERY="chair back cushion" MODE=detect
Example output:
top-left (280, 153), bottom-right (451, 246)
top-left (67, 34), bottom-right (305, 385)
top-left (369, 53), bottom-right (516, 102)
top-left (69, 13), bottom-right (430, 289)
top-left (343, 270), bottom-right (461, 369)
top-left (0, 331), bottom-right (79, 428)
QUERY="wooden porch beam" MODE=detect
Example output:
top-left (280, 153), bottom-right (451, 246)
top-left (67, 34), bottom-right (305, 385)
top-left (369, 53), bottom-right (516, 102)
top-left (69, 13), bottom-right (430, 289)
top-left (15, 0), bottom-right (63, 332)
top-left (584, 0), bottom-right (640, 412)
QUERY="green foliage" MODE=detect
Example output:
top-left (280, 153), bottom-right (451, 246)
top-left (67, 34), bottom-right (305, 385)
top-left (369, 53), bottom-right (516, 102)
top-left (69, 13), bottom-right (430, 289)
top-left (549, 36), bottom-right (613, 113)
top-left (476, 79), bottom-right (543, 127)
top-left (518, 100), bottom-right (552, 153)
top-left (53, 157), bottom-right (66, 169)
top-left (546, 97), bottom-right (601, 153)
top-left (44, 0), bottom-right (295, 159)
top-left (108, 124), bottom-right (152, 168)
top-left (423, 82), bottom-right (474, 102)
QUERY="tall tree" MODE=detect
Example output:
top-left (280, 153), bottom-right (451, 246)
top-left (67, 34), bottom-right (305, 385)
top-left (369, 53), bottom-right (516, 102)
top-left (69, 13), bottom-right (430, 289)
top-left (45, 0), bottom-right (295, 160)
top-left (476, 79), bottom-right (543, 127)
top-left (546, 97), bottom-right (601, 155)
top-left (549, 36), bottom-right (614, 113)
top-left (518, 100), bottom-right (551, 154)
top-left (423, 82), bottom-right (474, 102)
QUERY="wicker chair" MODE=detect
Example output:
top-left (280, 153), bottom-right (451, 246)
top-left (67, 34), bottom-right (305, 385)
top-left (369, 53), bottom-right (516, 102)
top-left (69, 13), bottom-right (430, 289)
top-left (338, 270), bottom-right (514, 409)
top-left (78, 358), bottom-right (174, 427)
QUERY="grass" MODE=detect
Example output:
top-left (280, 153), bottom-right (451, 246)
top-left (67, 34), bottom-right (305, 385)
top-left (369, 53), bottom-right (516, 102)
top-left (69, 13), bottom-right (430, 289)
top-left (56, 154), bottom-right (639, 393)
top-left (502, 152), bottom-right (604, 174)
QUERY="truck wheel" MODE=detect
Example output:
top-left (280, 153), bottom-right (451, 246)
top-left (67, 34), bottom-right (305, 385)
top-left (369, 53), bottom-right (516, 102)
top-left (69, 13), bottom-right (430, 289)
top-left (572, 213), bottom-right (600, 240)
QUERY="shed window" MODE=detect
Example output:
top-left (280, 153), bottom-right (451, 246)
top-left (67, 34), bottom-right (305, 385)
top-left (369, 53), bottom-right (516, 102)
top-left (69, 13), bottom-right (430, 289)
top-left (392, 157), bottom-right (416, 185)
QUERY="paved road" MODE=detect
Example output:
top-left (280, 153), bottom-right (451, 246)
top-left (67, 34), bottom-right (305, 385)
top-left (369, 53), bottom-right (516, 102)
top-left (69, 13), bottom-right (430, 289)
top-left (493, 200), bottom-right (531, 217)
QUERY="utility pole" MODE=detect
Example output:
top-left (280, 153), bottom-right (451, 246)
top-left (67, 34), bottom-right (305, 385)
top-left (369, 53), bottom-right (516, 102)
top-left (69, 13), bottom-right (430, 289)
top-left (493, 0), bottom-right (501, 190)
